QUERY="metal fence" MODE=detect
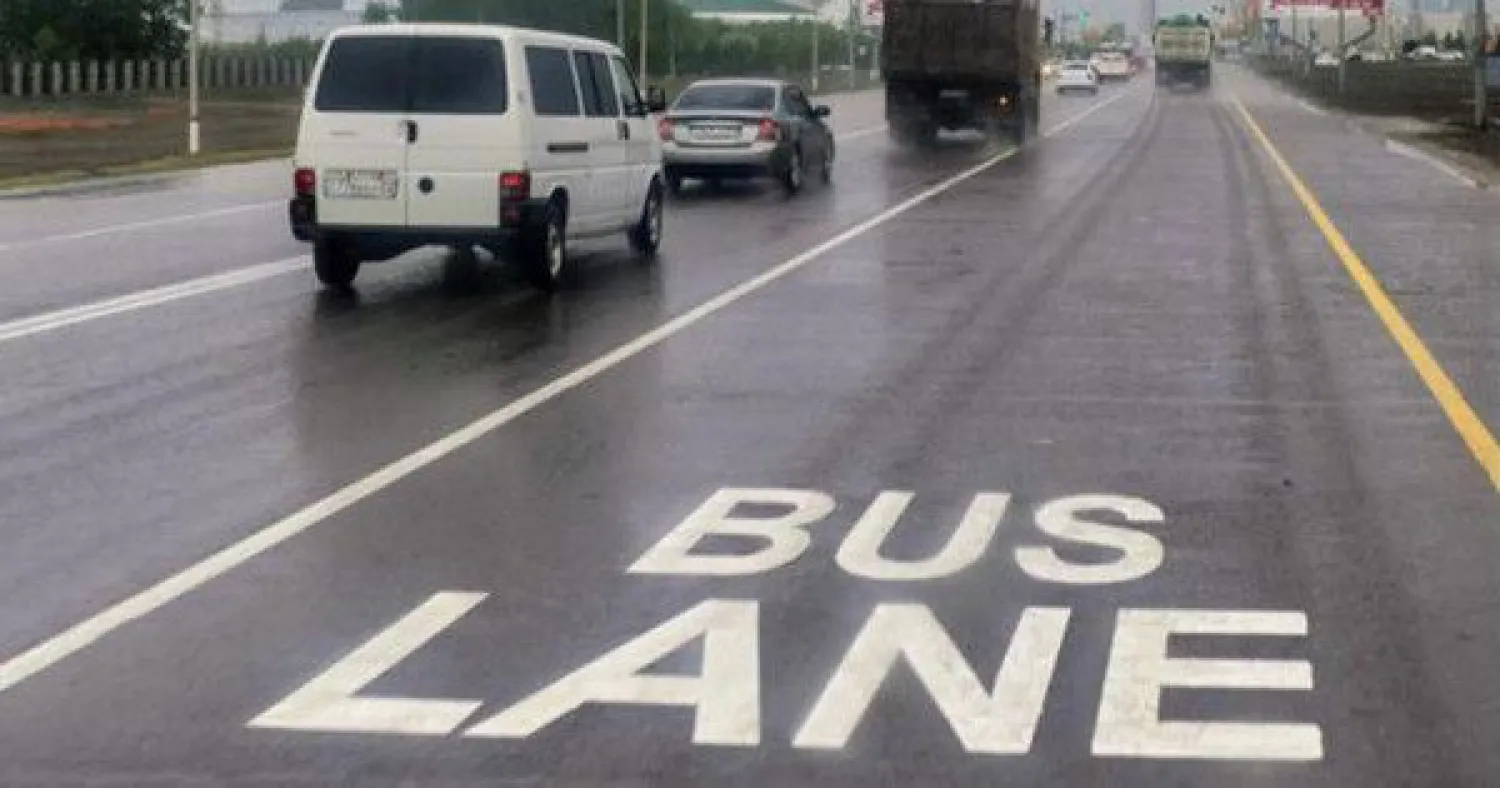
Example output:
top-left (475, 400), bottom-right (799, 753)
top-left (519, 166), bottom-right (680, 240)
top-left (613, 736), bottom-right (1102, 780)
top-left (1250, 56), bottom-right (1498, 120)
top-left (0, 56), bottom-right (314, 99)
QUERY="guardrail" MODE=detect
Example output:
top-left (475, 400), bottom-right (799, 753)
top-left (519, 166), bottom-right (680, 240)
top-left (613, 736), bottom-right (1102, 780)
top-left (1250, 56), bottom-right (1495, 120)
top-left (1, 58), bottom-right (879, 101)
top-left (1, 57), bottom-right (314, 99)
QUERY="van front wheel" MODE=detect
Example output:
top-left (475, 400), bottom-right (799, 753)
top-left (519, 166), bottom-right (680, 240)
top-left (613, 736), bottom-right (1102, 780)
top-left (521, 201), bottom-right (569, 292)
top-left (313, 238), bottom-right (360, 289)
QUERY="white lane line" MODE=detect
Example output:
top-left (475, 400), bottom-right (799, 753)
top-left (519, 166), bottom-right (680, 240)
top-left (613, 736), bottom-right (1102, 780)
top-left (837, 125), bottom-right (888, 142)
top-left (0, 201), bottom-right (282, 254)
top-left (0, 89), bottom-right (1132, 696)
top-left (1384, 139), bottom-right (1482, 188)
top-left (1295, 99), bottom-right (1327, 116)
top-left (0, 257), bottom-right (305, 346)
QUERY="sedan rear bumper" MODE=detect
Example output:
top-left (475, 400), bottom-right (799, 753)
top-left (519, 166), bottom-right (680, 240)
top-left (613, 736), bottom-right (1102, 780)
top-left (663, 141), bottom-right (787, 179)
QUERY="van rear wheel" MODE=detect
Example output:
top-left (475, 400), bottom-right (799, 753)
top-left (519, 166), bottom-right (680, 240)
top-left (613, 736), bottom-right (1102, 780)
top-left (629, 181), bottom-right (665, 259)
top-left (313, 238), bottom-right (360, 289)
top-left (521, 201), bottom-right (569, 292)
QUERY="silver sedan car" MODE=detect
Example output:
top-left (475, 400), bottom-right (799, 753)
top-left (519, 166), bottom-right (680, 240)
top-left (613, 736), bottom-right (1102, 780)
top-left (659, 78), bottom-right (835, 196)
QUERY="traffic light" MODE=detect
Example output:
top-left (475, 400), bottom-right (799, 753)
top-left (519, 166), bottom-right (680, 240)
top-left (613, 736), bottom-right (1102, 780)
top-left (1044, 16), bottom-right (1056, 46)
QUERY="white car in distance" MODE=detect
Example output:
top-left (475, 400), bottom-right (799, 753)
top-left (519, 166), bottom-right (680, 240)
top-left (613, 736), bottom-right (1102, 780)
top-left (1056, 61), bottom-right (1100, 95)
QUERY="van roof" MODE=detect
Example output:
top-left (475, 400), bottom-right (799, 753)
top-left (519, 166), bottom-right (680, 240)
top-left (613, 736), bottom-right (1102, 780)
top-left (329, 22), bottom-right (623, 57)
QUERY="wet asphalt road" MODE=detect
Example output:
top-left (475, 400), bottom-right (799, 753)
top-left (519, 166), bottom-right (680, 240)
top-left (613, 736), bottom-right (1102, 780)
top-left (0, 68), bottom-right (1498, 787)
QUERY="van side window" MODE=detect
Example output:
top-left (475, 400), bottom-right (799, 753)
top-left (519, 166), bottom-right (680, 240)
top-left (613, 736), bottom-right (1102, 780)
top-left (525, 46), bottom-right (582, 117)
top-left (608, 56), bottom-right (645, 115)
top-left (411, 38), bottom-right (507, 114)
top-left (573, 50), bottom-right (619, 118)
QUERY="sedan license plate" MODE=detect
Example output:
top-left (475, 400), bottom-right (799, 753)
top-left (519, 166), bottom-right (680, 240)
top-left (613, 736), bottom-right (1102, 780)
top-left (691, 124), bottom-right (741, 142)
top-left (323, 169), bottom-right (399, 200)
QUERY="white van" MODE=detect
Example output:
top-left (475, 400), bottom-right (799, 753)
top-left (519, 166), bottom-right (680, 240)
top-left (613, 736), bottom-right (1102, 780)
top-left (289, 23), bottom-right (668, 291)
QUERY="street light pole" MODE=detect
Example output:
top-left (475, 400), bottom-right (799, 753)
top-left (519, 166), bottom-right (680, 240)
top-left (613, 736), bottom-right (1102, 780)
top-left (812, 22), bottom-right (821, 91)
top-left (617, 0), bottom-right (626, 47)
top-left (1337, 0), bottom-right (1347, 92)
top-left (1475, 0), bottom-right (1487, 127)
top-left (848, 0), bottom-right (858, 89)
top-left (188, 0), bottom-right (200, 156)
top-left (640, 0), bottom-right (649, 87)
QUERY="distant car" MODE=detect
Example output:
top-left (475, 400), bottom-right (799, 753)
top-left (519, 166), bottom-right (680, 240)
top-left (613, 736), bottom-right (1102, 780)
top-left (1436, 49), bottom-right (1467, 62)
top-left (659, 78), bottom-right (834, 196)
top-left (1313, 52), bottom-right (1340, 68)
top-left (1056, 61), bottom-right (1099, 94)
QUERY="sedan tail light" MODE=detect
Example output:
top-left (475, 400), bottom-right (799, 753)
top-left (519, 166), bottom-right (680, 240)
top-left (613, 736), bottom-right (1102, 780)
top-left (757, 118), bottom-right (780, 142)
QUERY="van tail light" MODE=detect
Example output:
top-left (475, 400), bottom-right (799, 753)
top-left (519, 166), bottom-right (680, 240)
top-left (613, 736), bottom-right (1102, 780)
top-left (657, 118), bottom-right (675, 141)
top-left (757, 118), bottom-right (780, 142)
top-left (294, 167), bottom-right (316, 197)
top-left (499, 170), bottom-right (531, 225)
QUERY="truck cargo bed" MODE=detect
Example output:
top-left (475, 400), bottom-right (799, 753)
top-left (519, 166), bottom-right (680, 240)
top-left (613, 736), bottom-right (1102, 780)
top-left (883, 0), bottom-right (1037, 79)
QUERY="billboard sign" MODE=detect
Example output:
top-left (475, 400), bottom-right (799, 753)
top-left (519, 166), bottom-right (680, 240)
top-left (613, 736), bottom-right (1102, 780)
top-left (1265, 0), bottom-right (1384, 17)
top-left (862, 0), bottom-right (884, 28)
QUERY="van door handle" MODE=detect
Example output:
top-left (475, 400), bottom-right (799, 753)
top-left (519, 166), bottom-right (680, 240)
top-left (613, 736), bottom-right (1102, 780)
top-left (617, 120), bottom-right (630, 140)
top-left (404, 120), bottom-right (419, 144)
top-left (547, 141), bottom-right (590, 154)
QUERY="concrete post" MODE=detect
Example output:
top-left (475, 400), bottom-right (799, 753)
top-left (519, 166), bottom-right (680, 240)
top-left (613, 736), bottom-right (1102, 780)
top-left (87, 61), bottom-right (98, 93)
top-left (69, 61), bottom-right (81, 94)
top-left (50, 62), bottom-right (62, 95)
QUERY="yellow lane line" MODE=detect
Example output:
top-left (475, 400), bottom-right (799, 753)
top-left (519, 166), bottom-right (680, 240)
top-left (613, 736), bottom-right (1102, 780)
top-left (1230, 95), bottom-right (1500, 491)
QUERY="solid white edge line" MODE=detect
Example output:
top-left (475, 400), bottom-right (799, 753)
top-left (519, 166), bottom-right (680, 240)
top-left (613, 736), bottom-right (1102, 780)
top-left (0, 257), bottom-right (306, 346)
top-left (0, 89), bottom-right (1133, 696)
top-left (0, 127), bottom-right (884, 346)
top-left (1384, 139), bottom-right (1482, 189)
top-left (0, 201), bottom-right (284, 254)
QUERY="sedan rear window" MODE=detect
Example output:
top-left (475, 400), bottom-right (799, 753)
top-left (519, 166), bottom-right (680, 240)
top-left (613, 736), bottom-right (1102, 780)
top-left (314, 35), bottom-right (507, 114)
top-left (674, 84), bottom-right (777, 112)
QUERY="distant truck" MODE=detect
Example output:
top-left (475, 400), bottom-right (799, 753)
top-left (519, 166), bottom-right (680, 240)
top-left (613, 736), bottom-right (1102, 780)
top-left (881, 0), bottom-right (1042, 146)
top-left (1153, 15), bottom-right (1214, 89)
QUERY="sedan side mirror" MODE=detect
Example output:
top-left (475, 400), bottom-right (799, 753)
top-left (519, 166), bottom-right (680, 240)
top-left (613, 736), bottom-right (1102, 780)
top-left (645, 86), bottom-right (669, 113)
top-left (813, 104), bottom-right (832, 118)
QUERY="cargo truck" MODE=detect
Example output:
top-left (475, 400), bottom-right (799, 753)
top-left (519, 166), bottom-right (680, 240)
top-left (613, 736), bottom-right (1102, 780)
top-left (881, 0), bottom-right (1042, 147)
top-left (1153, 15), bottom-right (1214, 89)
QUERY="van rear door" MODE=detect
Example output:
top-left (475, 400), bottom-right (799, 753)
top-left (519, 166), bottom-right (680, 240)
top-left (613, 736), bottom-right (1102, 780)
top-left (301, 33), bottom-right (412, 229)
top-left (403, 35), bottom-right (516, 230)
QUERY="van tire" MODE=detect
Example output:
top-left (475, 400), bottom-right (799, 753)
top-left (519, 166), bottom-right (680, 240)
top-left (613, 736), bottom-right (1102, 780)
top-left (521, 201), bottom-right (569, 292)
top-left (313, 238), bottom-right (360, 289)
top-left (629, 180), bottom-right (665, 259)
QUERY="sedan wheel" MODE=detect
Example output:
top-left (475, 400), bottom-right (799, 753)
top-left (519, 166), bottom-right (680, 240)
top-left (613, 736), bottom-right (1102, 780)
top-left (782, 148), bottom-right (804, 195)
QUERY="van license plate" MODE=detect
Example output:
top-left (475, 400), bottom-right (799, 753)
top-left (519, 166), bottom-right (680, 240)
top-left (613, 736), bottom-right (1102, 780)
top-left (324, 169), bottom-right (399, 200)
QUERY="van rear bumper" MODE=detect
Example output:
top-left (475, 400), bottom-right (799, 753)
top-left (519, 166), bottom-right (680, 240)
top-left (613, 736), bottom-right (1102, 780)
top-left (291, 196), bottom-right (548, 261)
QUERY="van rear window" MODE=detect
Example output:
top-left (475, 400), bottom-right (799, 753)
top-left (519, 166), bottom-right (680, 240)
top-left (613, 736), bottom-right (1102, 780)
top-left (314, 36), bottom-right (508, 114)
top-left (314, 37), bottom-right (410, 112)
